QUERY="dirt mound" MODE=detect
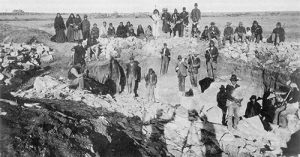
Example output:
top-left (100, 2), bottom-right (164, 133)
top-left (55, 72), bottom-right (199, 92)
top-left (0, 24), bottom-right (52, 43)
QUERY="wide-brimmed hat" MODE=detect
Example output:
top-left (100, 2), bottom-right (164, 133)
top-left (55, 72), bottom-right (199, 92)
top-left (84, 14), bottom-right (87, 18)
top-left (210, 22), bottom-right (215, 25)
top-left (230, 74), bottom-right (239, 81)
top-left (194, 3), bottom-right (198, 6)
top-left (226, 22), bottom-right (232, 26)
top-left (163, 8), bottom-right (167, 11)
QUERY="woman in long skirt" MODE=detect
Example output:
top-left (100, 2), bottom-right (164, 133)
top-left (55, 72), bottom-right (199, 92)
top-left (66, 13), bottom-right (75, 42)
top-left (74, 14), bottom-right (83, 41)
top-left (54, 13), bottom-right (66, 43)
top-left (152, 9), bottom-right (160, 39)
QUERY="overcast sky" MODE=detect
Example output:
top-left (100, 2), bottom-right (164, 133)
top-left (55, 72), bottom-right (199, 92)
top-left (1, 0), bottom-right (300, 13)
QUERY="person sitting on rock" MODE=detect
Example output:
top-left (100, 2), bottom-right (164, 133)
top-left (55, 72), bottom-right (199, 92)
top-left (222, 22), bottom-right (234, 45)
top-left (200, 26), bottom-right (209, 41)
top-left (126, 56), bottom-right (138, 95)
top-left (137, 24), bottom-right (145, 38)
top-left (143, 109), bottom-right (176, 156)
top-left (267, 22), bottom-right (285, 45)
top-left (191, 27), bottom-right (201, 38)
top-left (116, 22), bottom-right (127, 38)
top-left (107, 23), bottom-right (116, 37)
top-left (245, 27), bottom-right (252, 42)
top-left (145, 25), bottom-right (153, 40)
top-left (234, 22), bottom-right (246, 43)
top-left (226, 74), bottom-right (242, 130)
top-left (205, 40), bottom-right (218, 80)
top-left (217, 85), bottom-right (228, 125)
top-left (71, 40), bottom-right (86, 67)
top-left (160, 43), bottom-right (171, 75)
top-left (208, 22), bottom-right (221, 44)
top-left (251, 20), bottom-right (263, 43)
top-left (68, 63), bottom-right (85, 90)
top-left (145, 68), bottom-right (157, 102)
top-left (244, 95), bottom-right (261, 118)
top-left (175, 55), bottom-right (188, 96)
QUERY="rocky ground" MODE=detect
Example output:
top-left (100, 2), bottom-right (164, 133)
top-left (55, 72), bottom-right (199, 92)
top-left (1, 24), bottom-right (300, 156)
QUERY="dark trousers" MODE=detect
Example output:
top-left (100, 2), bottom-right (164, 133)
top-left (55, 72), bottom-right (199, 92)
top-left (178, 76), bottom-right (186, 92)
top-left (161, 56), bottom-right (169, 75)
top-left (134, 80), bottom-right (139, 97)
top-left (173, 24), bottom-right (181, 37)
top-left (218, 104), bottom-right (227, 125)
top-left (189, 73), bottom-right (198, 87)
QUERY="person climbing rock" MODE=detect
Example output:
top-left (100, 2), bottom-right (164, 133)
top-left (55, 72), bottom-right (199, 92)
top-left (217, 85), bottom-right (227, 125)
top-left (175, 55), bottom-right (188, 96)
top-left (188, 53), bottom-right (201, 88)
top-left (160, 43), bottom-right (171, 75)
top-left (244, 95), bottom-right (261, 118)
top-left (143, 109), bottom-right (176, 156)
top-left (126, 56), bottom-right (138, 95)
top-left (145, 68), bottom-right (157, 102)
top-left (205, 40), bottom-right (218, 80)
top-left (226, 74), bottom-right (242, 130)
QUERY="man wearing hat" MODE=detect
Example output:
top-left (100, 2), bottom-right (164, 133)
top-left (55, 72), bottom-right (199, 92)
top-left (161, 8), bottom-right (172, 35)
top-left (126, 56), bottom-right (139, 95)
top-left (160, 43), bottom-right (171, 75)
top-left (188, 52), bottom-right (201, 88)
top-left (222, 22), bottom-right (234, 45)
top-left (234, 22), bottom-right (246, 43)
top-left (244, 95), bottom-right (261, 118)
top-left (179, 7), bottom-right (189, 37)
top-left (205, 40), bottom-right (218, 79)
top-left (175, 55), bottom-right (188, 95)
top-left (71, 40), bottom-right (86, 67)
top-left (208, 22), bottom-right (221, 45)
top-left (217, 85), bottom-right (228, 125)
top-left (82, 14), bottom-right (91, 40)
top-left (225, 74), bottom-right (241, 130)
top-left (191, 3), bottom-right (201, 29)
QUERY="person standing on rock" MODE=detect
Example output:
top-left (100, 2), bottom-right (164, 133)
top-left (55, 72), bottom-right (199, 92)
top-left (205, 40), bottom-right (218, 80)
top-left (234, 22), bottom-right (246, 43)
top-left (116, 22), bottom-right (127, 38)
top-left (188, 53), bottom-right (201, 88)
top-left (161, 8), bottom-right (172, 37)
top-left (145, 68), bottom-right (157, 102)
top-left (66, 13), bottom-right (76, 42)
top-left (160, 43), bottom-right (171, 75)
top-left (151, 9), bottom-right (160, 39)
top-left (217, 85), bottom-right (228, 125)
top-left (100, 21), bottom-right (108, 38)
top-left (222, 22), bottom-right (234, 45)
top-left (71, 40), bottom-right (86, 67)
top-left (68, 63), bottom-right (85, 90)
top-left (143, 109), bottom-right (176, 156)
top-left (176, 55), bottom-right (188, 96)
top-left (179, 7), bottom-right (189, 37)
top-left (171, 9), bottom-right (181, 37)
top-left (133, 61), bottom-right (141, 97)
top-left (54, 13), bottom-right (67, 43)
top-left (126, 56), bottom-right (138, 95)
top-left (82, 15), bottom-right (90, 40)
top-left (191, 3), bottom-right (201, 30)
top-left (226, 74), bottom-right (242, 130)
top-left (244, 95), bottom-right (261, 118)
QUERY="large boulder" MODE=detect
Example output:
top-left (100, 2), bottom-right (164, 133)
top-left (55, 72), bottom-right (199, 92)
top-left (33, 75), bottom-right (60, 91)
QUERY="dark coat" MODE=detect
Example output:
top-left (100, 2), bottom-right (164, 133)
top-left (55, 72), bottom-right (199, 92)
top-left (226, 84), bottom-right (240, 101)
top-left (54, 16), bottom-right (66, 30)
top-left (205, 46), bottom-right (218, 62)
top-left (188, 55), bottom-right (201, 74)
top-left (191, 8), bottom-right (201, 22)
top-left (208, 26), bottom-right (220, 37)
top-left (201, 30), bottom-right (209, 40)
top-left (91, 27), bottom-right (99, 39)
top-left (235, 26), bottom-right (246, 34)
top-left (245, 101), bottom-right (261, 118)
top-left (72, 45), bottom-right (86, 66)
top-left (160, 48), bottom-right (170, 61)
top-left (224, 26), bottom-right (234, 37)
top-left (217, 90), bottom-right (227, 111)
top-left (272, 27), bottom-right (285, 42)
top-left (82, 19), bottom-right (90, 32)
top-left (145, 73), bottom-right (157, 87)
top-left (66, 17), bottom-right (75, 28)
top-left (161, 12), bottom-right (172, 33)
top-left (251, 25), bottom-right (263, 35)
top-left (116, 25), bottom-right (127, 38)
top-left (172, 12), bottom-right (180, 23)
top-left (74, 17), bottom-right (82, 30)
top-left (179, 11), bottom-right (189, 25)
top-left (126, 61), bottom-right (138, 79)
top-left (137, 28), bottom-right (144, 36)
top-left (108, 27), bottom-right (115, 36)
top-left (176, 61), bottom-right (188, 77)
